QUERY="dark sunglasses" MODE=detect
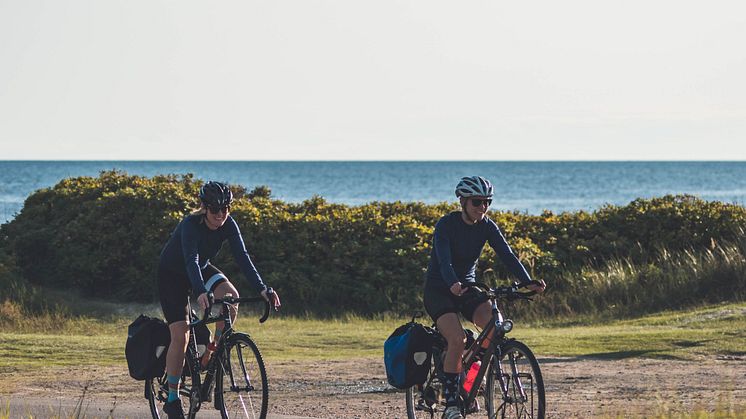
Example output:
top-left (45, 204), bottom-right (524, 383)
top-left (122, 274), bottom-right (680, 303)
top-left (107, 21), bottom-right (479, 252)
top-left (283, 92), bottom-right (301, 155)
top-left (470, 198), bottom-right (492, 207)
top-left (207, 205), bottom-right (230, 214)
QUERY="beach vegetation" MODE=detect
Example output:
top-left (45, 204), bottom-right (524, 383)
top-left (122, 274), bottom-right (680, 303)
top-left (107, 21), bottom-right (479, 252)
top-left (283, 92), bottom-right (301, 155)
top-left (0, 171), bottom-right (744, 318)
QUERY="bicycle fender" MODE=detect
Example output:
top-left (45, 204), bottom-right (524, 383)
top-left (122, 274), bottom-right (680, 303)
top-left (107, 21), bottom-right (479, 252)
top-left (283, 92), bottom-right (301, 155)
top-left (226, 332), bottom-right (253, 343)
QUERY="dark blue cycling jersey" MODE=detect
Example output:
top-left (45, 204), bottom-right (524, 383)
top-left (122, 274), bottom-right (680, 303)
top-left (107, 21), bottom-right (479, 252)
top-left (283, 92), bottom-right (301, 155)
top-left (159, 214), bottom-right (266, 296)
top-left (426, 211), bottom-right (532, 290)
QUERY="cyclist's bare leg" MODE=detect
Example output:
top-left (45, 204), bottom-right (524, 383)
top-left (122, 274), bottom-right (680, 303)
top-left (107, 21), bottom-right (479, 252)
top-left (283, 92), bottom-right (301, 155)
top-left (437, 312), bottom-right (467, 413)
top-left (212, 280), bottom-right (240, 335)
top-left (166, 320), bottom-right (189, 379)
top-left (436, 312), bottom-right (466, 373)
top-left (471, 301), bottom-right (494, 333)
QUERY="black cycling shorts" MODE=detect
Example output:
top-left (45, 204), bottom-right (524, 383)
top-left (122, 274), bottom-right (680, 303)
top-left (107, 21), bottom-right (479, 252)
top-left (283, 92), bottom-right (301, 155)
top-left (158, 263), bottom-right (229, 325)
top-left (423, 282), bottom-right (490, 324)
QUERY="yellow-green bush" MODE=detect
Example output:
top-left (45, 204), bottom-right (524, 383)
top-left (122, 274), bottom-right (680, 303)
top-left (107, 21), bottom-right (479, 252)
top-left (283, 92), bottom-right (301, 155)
top-left (1, 171), bottom-right (745, 316)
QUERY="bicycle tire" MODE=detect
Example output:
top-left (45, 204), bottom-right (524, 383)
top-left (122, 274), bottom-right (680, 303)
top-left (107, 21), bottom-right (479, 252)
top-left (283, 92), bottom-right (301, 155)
top-left (486, 340), bottom-right (545, 419)
top-left (182, 350), bottom-right (202, 419)
top-left (216, 333), bottom-right (269, 419)
top-left (404, 355), bottom-right (445, 419)
top-left (145, 351), bottom-right (200, 419)
top-left (145, 376), bottom-right (162, 419)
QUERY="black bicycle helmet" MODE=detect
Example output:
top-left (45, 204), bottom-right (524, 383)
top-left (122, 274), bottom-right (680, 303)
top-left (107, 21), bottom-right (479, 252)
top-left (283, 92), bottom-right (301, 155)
top-left (199, 181), bottom-right (233, 207)
top-left (455, 176), bottom-right (493, 198)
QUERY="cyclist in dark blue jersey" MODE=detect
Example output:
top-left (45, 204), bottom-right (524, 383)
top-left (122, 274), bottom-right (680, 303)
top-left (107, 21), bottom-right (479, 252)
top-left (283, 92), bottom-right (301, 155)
top-left (424, 176), bottom-right (545, 419)
top-left (157, 181), bottom-right (281, 419)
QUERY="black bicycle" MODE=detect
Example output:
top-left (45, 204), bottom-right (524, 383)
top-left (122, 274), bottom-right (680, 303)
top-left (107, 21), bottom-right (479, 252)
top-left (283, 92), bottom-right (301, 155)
top-left (405, 281), bottom-right (545, 419)
top-left (145, 292), bottom-right (272, 419)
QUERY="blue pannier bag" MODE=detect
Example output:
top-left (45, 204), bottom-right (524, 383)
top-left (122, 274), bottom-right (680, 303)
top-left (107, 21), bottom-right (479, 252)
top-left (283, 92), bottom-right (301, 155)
top-left (384, 321), bottom-right (435, 389)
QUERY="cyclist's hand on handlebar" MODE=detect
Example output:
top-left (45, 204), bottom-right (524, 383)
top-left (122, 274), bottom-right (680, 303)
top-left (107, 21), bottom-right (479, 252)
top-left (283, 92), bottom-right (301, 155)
top-left (449, 282), bottom-right (466, 296)
top-left (261, 287), bottom-right (281, 311)
top-left (197, 292), bottom-right (211, 310)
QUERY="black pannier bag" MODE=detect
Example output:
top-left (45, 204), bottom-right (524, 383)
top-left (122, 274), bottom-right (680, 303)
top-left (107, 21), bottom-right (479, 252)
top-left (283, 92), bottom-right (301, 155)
top-left (384, 321), bottom-right (436, 389)
top-left (125, 314), bottom-right (170, 380)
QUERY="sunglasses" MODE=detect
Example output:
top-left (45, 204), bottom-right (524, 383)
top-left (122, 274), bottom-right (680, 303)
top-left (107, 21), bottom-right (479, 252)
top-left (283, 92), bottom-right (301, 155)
top-left (207, 205), bottom-right (230, 214)
top-left (470, 198), bottom-right (492, 207)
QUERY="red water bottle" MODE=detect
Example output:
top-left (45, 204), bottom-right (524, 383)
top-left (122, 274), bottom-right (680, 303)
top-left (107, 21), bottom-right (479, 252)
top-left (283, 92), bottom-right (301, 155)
top-left (201, 342), bottom-right (217, 368)
top-left (462, 360), bottom-right (481, 393)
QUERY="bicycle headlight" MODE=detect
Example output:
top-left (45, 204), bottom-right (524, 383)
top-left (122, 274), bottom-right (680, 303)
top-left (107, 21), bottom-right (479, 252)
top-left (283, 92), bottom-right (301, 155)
top-left (501, 320), bottom-right (514, 334)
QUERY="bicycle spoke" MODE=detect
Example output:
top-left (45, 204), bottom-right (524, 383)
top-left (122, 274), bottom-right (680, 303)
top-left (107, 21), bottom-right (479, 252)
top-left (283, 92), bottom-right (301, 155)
top-left (238, 393), bottom-right (254, 419)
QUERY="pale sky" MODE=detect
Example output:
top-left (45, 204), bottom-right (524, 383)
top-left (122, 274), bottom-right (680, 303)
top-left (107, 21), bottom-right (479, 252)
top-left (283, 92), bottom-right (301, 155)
top-left (0, 0), bottom-right (744, 160)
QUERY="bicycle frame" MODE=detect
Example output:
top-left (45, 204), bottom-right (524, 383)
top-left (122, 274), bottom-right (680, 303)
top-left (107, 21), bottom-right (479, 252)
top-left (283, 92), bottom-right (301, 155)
top-left (183, 294), bottom-right (270, 413)
top-left (408, 281), bottom-right (543, 419)
top-left (185, 304), bottom-right (234, 404)
top-left (459, 294), bottom-right (505, 407)
top-left (147, 293), bottom-right (272, 419)
top-left (451, 284), bottom-right (537, 412)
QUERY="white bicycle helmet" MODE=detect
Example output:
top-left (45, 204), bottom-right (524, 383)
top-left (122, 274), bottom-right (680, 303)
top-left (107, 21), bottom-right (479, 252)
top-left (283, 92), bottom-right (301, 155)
top-left (455, 176), bottom-right (493, 198)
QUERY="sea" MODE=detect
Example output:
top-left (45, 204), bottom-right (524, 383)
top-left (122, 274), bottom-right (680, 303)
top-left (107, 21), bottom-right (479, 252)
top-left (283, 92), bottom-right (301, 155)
top-left (1, 161), bottom-right (745, 224)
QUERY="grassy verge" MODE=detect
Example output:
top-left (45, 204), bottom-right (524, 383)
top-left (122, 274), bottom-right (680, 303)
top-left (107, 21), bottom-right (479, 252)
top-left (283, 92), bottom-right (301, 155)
top-left (0, 302), bottom-right (744, 419)
top-left (1, 301), bottom-right (745, 371)
top-left (519, 302), bottom-right (746, 360)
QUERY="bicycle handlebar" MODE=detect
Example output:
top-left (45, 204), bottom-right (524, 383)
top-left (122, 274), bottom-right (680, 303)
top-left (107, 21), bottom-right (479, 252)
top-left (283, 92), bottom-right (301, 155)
top-left (467, 280), bottom-right (544, 300)
top-left (191, 289), bottom-right (274, 327)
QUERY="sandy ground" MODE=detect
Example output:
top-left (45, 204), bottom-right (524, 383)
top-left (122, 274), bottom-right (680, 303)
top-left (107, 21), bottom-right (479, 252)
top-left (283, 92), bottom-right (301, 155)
top-left (2, 356), bottom-right (745, 418)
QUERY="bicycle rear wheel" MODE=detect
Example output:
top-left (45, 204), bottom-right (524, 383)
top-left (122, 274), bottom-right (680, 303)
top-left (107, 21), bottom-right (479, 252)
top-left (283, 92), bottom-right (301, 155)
top-left (405, 356), bottom-right (443, 419)
top-left (216, 333), bottom-right (268, 419)
top-left (145, 375), bottom-right (162, 419)
top-left (486, 340), bottom-right (545, 419)
top-left (145, 353), bottom-right (200, 419)
top-left (406, 382), bottom-right (444, 419)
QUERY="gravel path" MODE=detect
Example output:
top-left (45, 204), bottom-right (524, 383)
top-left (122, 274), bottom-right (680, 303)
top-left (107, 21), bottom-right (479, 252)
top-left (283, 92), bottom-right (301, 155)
top-left (3, 356), bottom-right (744, 418)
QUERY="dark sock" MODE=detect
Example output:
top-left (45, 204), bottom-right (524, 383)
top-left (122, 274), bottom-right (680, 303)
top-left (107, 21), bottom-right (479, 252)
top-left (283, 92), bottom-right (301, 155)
top-left (443, 372), bottom-right (460, 408)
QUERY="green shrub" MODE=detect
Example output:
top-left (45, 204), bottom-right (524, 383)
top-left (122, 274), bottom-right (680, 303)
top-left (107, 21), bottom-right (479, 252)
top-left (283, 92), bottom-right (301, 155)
top-left (1, 172), bottom-right (203, 301)
top-left (2, 171), bottom-right (745, 316)
top-left (0, 231), bottom-right (42, 317)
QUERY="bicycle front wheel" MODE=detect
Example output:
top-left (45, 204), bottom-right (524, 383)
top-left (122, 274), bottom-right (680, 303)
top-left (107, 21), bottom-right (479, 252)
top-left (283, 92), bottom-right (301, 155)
top-left (216, 333), bottom-right (269, 419)
top-left (486, 340), bottom-right (545, 419)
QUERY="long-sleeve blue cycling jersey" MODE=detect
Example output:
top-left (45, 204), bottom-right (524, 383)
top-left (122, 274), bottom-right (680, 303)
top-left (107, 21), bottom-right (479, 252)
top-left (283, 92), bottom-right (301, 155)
top-left (159, 214), bottom-right (267, 297)
top-left (426, 211), bottom-right (532, 291)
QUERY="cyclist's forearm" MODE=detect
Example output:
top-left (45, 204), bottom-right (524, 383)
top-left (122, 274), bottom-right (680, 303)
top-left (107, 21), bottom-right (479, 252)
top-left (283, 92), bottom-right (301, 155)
top-left (228, 234), bottom-right (267, 292)
top-left (499, 252), bottom-right (532, 284)
top-left (184, 261), bottom-right (208, 296)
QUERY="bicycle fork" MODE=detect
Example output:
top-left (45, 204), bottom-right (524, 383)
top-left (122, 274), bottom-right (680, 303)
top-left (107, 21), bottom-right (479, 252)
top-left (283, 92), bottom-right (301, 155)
top-left (495, 350), bottom-right (529, 403)
top-left (226, 343), bottom-right (256, 392)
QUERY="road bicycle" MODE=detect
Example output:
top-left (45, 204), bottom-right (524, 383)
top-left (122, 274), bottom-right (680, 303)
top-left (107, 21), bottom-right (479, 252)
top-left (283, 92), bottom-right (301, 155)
top-left (406, 281), bottom-right (545, 419)
top-left (145, 292), bottom-right (272, 419)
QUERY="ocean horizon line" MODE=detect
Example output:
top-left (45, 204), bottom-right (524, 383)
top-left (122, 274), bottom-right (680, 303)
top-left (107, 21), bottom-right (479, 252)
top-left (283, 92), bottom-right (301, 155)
top-left (1, 159), bottom-right (745, 163)
top-left (2, 160), bottom-right (745, 223)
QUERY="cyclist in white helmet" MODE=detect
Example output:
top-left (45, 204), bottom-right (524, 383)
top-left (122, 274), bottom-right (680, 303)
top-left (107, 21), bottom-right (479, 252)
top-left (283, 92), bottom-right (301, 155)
top-left (424, 176), bottom-right (545, 419)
